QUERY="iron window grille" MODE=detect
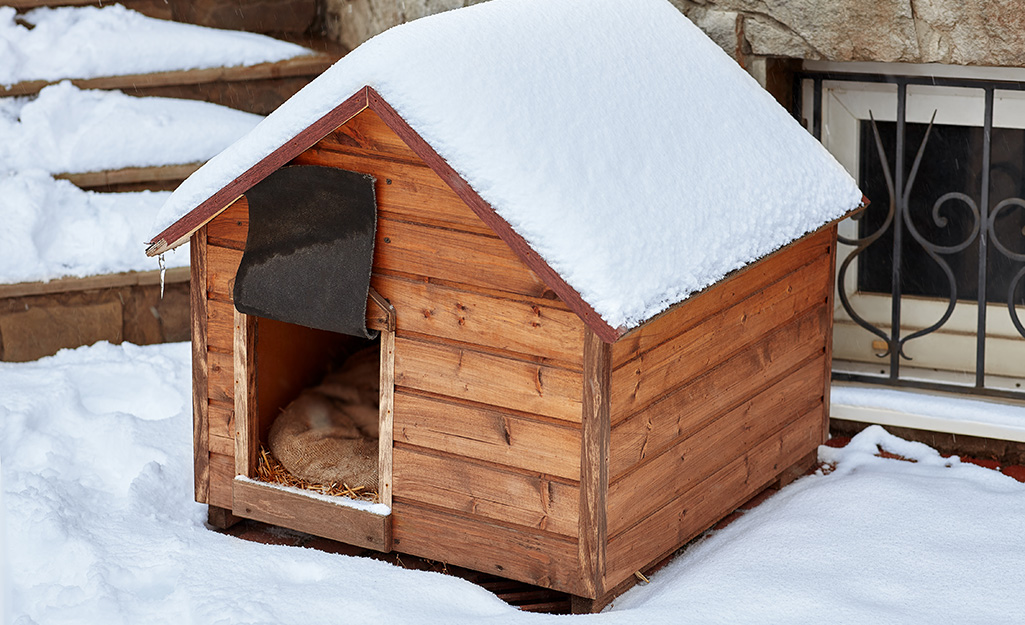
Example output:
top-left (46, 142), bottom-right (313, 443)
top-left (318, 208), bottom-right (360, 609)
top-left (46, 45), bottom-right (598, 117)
top-left (795, 69), bottom-right (1025, 400)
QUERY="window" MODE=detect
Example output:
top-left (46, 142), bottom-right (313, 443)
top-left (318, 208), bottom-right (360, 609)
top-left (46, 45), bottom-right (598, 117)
top-left (797, 62), bottom-right (1025, 398)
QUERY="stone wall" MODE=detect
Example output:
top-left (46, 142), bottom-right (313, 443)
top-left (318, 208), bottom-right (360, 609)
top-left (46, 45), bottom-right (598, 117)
top-left (324, 0), bottom-right (486, 50)
top-left (325, 0), bottom-right (1025, 70)
top-left (673, 0), bottom-right (1025, 68)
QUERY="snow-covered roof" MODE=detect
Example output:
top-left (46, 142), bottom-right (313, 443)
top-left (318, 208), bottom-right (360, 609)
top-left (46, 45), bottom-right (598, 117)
top-left (149, 0), bottom-right (862, 335)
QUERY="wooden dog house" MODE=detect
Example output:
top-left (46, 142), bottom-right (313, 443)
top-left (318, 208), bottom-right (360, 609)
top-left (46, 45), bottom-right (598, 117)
top-left (146, 0), bottom-right (863, 610)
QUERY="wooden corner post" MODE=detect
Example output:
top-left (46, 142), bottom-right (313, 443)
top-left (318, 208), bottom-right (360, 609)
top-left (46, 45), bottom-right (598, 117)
top-left (578, 328), bottom-right (611, 606)
top-left (233, 308), bottom-right (258, 478)
top-left (190, 226), bottom-right (210, 503)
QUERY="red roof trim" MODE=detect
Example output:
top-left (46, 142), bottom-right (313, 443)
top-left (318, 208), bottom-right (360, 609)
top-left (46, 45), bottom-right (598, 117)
top-left (365, 88), bottom-right (623, 343)
top-left (146, 88), bottom-right (371, 254)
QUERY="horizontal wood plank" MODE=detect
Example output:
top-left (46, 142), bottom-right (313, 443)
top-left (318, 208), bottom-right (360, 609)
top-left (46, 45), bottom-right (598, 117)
top-left (610, 253), bottom-right (831, 421)
top-left (394, 337), bottom-right (583, 423)
top-left (610, 305), bottom-right (829, 477)
top-left (612, 227), bottom-right (832, 367)
top-left (0, 53), bottom-right (335, 98)
top-left (0, 266), bottom-right (189, 299)
top-left (373, 273), bottom-right (584, 368)
top-left (206, 244), bottom-right (242, 300)
top-left (393, 391), bottom-right (580, 480)
top-left (208, 452), bottom-right (235, 510)
top-left (207, 298), bottom-right (236, 353)
top-left (233, 478), bottom-right (392, 551)
top-left (209, 434), bottom-right (234, 457)
top-left (604, 405), bottom-right (824, 587)
top-left (393, 446), bottom-right (578, 537)
top-left (375, 218), bottom-right (551, 300)
top-left (208, 399), bottom-right (234, 442)
top-left (607, 360), bottom-right (825, 537)
top-left (208, 350), bottom-right (234, 405)
top-left (318, 108), bottom-right (425, 165)
top-left (392, 499), bottom-right (586, 596)
top-left (206, 197), bottom-right (249, 250)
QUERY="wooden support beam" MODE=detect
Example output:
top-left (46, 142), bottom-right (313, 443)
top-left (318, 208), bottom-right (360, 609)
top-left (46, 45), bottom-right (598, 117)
top-left (191, 227), bottom-right (210, 503)
top-left (233, 308), bottom-right (257, 478)
top-left (578, 328), bottom-right (611, 599)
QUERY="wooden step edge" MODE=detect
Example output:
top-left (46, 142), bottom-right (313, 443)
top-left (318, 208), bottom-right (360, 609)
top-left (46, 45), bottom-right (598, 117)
top-left (0, 52), bottom-right (338, 98)
top-left (55, 162), bottom-right (203, 190)
top-left (0, 266), bottom-right (190, 299)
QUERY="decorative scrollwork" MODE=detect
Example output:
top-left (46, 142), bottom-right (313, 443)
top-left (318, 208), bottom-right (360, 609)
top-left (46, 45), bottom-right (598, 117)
top-left (989, 198), bottom-right (1025, 338)
top-left (835, 112), bottom-right (895, 355)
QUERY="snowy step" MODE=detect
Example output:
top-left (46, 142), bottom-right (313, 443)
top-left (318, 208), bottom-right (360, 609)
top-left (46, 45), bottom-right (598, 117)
top-left (0, 5), bottom-right (343, 114)
top-left (7, 0), bottom-right (317, 35)
top-left (1, 82), bottom-right (264, 191)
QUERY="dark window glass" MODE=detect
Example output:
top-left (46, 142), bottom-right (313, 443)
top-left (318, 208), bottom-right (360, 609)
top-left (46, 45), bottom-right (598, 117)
top-left (857, 120), bottom-right (1025, 304)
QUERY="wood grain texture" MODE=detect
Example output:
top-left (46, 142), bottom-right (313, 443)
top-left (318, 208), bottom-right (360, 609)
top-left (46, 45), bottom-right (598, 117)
top-left (609, 305), bottom-right (829, 478)
top-left (579, 329), bottom-right (611, 599)
top-left (0, 266), bottom-right (189, 299)
top-left (374, 217), bottom-right (550, 299)
top-left (392, 499), bottom-right (586, 596)
top-left (372, 273), bottom-right (585, 368)
top-left (393, 336), bottom-right (583, 423)
top-left (206, 244), bottom-right (242, 301)
top-left (233, 479), bottom-right (392, 551)
top-left (610, 252), bottom-right (831, 422)
top-left (606, 359), bottom-right (825, 537)
top-left (191, 228), bottom-right (210, 503)
top-left (205, 196), bottom-right (248, 250)
top-left (392, 446), bottom-right (579, 537)
top-left (207, 350), bottom-right (234, 405)
top-left (209, 399), bottom-right (234, 445)
top-left (604, 404), bottom-right (824, 587)
top-left (208, 452), bottom-right (235, 509)
top-left (207, 298), bottom-right (235, 353)
top-left (56, 162), bottom-right (201, 190)
top-left (392, 391), bottom-right (581, 480)
top-left (233, 309), bottom-right (257, 478)
top-left (379, 328), bottom-right (395, 507)
top-left (366, 88), bottom-right (620, 343)
top-left (821, 225), bottom-right (838, 440)
top-left (147, 87), bottom-right (369, 255)
top-left (612, 227), bottom-right (833, 366)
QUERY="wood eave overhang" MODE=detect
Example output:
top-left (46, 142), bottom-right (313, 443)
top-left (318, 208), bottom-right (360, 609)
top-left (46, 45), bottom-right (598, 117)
top-left (147, 86), bottom-right (624, 343)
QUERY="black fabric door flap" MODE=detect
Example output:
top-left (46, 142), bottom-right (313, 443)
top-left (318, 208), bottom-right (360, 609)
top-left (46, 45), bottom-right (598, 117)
top-left (233, 165), bottom-right (378, 339)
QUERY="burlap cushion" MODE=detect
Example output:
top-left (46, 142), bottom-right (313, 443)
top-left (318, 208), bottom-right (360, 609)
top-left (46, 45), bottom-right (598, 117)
top-left (268, 347), bottom-right (379, 490)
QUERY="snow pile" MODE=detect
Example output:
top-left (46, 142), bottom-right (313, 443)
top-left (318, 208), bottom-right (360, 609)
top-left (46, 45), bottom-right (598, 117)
top-left (0, 82), bottom-right (262, 175)
top-left (153, 0), bottom-right (862, 330)
top-left (0, 171), bottom-right (186, 284)
top-left (3, 342), bottom-right (1023, 624)
top-left (0, 4), bottom-right (310, 86)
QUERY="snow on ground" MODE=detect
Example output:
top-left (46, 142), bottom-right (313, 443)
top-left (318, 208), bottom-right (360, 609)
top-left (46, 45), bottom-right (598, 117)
top-left (0, 171), bottom-right (187, 284)
top-left (3, 341), bottom-right (1023, 624)
top-left (152, 0), bottom-right (862, 331)
top-left (0, 82), bottom-right (262, 175)
top-left (0, 4), bottom-right (310, 86)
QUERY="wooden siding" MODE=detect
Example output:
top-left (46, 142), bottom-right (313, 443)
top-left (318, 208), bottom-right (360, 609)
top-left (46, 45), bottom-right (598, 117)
top-left (604, 228), bottom-right (834, 590)
top-left (296, 110), bottom-right (588, 591)
top-left (199, 109), bottom-right (589, 593)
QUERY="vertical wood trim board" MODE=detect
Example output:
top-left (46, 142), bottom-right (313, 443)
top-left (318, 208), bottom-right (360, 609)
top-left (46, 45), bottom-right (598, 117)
top-left (379, 327), bottom-right (396, 507)
top-left (233, 308), bottom-right (257, 478)
top-left (579, 328), bottom-right (611, 599)
top-left (822, 224), bottom-right (838, 440)
top-left (191, 227), bottom-right (210, 503)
